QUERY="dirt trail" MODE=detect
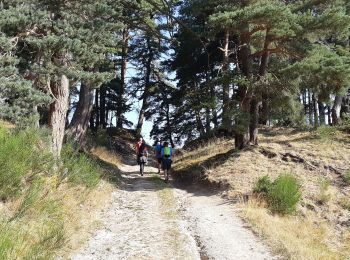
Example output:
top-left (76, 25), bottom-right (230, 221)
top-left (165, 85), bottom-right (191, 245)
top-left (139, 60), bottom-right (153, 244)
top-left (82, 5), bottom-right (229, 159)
top-left (70, 163), bottom-right (277, 260)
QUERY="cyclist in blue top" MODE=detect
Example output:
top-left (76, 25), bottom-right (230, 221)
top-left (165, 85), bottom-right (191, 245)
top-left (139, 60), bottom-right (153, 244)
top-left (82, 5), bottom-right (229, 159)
top-left (161, 141), bottom-right (173, 182)
top-left (153, 140), bottom-right (162, 174)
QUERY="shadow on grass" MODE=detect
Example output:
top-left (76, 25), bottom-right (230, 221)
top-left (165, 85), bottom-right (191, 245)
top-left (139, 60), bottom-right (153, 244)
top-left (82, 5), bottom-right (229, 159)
top-left (173, 148), bottom-right (240, 188)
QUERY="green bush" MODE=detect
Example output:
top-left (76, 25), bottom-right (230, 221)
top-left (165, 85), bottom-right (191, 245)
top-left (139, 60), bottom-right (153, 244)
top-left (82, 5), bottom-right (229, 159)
top-left (61, 145), bottom-right (101, 188)
top-left (253, 175), bottom-right (272, 194)
top-left (268, 174), bottom-right (301, 215)
top-left (253, 173), bottom-right (301, 215)
top-left (0, 127), bottom-right (52, 200)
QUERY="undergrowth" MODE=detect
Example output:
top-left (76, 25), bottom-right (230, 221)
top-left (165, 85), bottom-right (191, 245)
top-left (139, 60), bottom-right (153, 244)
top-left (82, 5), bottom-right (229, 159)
top-left (254, 173), bottom-right (301, 215)
top-left (0, 124), bottom-right (103, 259)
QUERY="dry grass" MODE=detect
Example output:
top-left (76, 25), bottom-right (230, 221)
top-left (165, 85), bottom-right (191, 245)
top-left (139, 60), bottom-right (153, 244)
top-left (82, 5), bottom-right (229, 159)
top-left (0, 120), bottom-right (15, 129)
top-left (174, 127), bottom-right (350, 259)
top-left (0, 176), bottom-right (114, 259)
top-left (240, 199), bottom-right (349, 260)
top-left (90, 146), bottom-right (122, 167)
top-left (58, 180), bottom-right (114, 257)
top-left (174, 138), bottom-right (233, 172)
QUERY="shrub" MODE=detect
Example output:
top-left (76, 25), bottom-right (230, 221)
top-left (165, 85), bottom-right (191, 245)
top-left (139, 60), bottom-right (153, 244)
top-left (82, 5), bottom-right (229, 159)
top-left (61, 145), bottom-right (101, 188)
top-left (253, 173), bottom-right (301, 215)
top-left (268, 174), bottom-right (301, 215)
top-left (0, 127), bottom-right (51, 200)
top-left (253, 175), bottom-right (272, 195)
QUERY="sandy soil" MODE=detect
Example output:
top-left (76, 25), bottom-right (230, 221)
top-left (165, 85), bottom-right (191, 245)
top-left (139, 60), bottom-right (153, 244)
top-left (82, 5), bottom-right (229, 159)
top-left (69, 163), bottom-right (276, 260)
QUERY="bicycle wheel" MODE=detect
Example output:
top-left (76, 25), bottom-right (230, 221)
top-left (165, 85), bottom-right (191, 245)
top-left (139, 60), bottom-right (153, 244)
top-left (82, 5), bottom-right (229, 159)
top-left (140, 163), bottom-right (144, 176)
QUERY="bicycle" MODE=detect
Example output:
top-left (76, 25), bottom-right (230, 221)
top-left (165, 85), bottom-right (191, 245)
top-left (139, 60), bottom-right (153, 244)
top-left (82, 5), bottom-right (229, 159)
top-left (138, 154), bottom-right (148, 176)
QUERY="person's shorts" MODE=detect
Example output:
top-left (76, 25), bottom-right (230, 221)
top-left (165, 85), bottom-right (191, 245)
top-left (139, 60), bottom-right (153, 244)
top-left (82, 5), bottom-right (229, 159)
top-left (137, 155), bottom-right (147, 164)
top-left (162, 158), bottom-right (172, 170)
top-left (157, 158), bottom-right (162, 164)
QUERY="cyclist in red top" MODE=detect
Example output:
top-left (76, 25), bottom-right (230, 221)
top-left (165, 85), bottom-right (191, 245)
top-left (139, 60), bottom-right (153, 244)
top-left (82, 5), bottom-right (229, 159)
top-left (135, 137), bottom-right (148, 176)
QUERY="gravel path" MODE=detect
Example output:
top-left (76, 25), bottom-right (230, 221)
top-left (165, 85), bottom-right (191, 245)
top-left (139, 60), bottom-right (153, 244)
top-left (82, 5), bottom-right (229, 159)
top-left (70, 163), bottom-right (277, 260)
top-left (175, 188), bottom-right (277, 260)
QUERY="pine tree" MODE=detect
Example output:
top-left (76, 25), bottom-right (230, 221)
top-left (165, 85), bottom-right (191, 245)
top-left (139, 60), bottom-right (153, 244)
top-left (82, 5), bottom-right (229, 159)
top-left (3, 0), bottom-right (122, 155)
top-left (0, 2), bottom-right (49, 125)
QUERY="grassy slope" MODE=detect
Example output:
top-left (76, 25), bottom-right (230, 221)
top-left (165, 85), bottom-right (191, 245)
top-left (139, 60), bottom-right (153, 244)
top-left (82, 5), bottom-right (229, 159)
top-left (0, 123), bottom-right (115, 259)
top-left (174, 126), bottom-right (350, 259)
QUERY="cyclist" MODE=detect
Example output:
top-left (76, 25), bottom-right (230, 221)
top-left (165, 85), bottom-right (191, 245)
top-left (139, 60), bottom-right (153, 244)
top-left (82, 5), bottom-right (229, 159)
top-left (161, 141), bottom-right (173, 182)
top-left (153, 140), bottom-right (162, 174)
top-left (136, 138), bottom-right (148, 176)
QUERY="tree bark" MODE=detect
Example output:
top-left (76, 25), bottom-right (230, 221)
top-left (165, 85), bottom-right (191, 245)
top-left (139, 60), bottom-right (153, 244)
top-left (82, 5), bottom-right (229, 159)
top-left (221, 30), bottom-right (231, 128)
top-left (302, 90), bottom-right (307, 117)
top-left (258, 28), bottom-right (270, 126)
top-left (318, 101), bottom-right (326, 125)
top-left (136, 37), bottom-right (153, 136)
top-left (313, 93), bottom-right (319, 127)
top-left (211, 85), bottom-right (219, 128)
top-left (48, 75), bottom-right (69, 157)
top-left (249, 99), bottom-right (260, 145)
top-left (205, 108), bottom-right (211, 133)
top-left (99, 85), bottom-right (107, 129)
top-left (340, 89), bottom-right (350, 119)
top-left (117, 28), bottom-right (129, 128)
top-left (308, 90), bottom-right (313, 125)
top-left (235, 24), bottom-right (252, 149)
top-left (95, 89), bottom-right (100, 128)
top-left (332, 95), bottom-right (343, 125)
top-left (165, 103), bottom-right (174, 148)
top-left (66, 84), bottom-right (94, 145)
top-left (327, 105), bottom-right (332, 125)
top-left (195, 109), bottom-right (205, 136)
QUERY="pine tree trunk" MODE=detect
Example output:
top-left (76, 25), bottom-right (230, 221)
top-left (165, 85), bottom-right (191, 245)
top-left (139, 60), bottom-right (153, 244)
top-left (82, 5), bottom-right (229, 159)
top-left (210, 85), bottom-right (219, 128)
top-left (332, 95), bottom-right (343, 125)
top-left (48, 75), bottom-right (69, 157)
top-left (258, 28), bottom-right (270, 126)
top-left (318, 101), bottom-right (326, 125)
top-left (95, 89), bottom-right (100, 128)
top-left (205, 108), bottom-right (211, 133)
top-left (165, 104), bottom-right (174, 148)
top-left (222, 30), bottom-right (231, 128)
top-left (99, 85), bottom-right (107, 129)
top-left (260, 97), bottom-right (268, 125)
top-left (235, 24), bottom-right (252, 149)
top-left (89, 110), bottom-right (95, 130)
top-left (313, 93), bottom-right (319, 127)
top-left (117, 28), bottom-right (129, 128)
top-left (249, 99), bottom-right (260, 145)
top-left (308, 90), bottom-right (313, 125)
top-left (327, 105), bottom-right (332, 125)
top-left (195, 110), bottom-right (205, 136)
top-left (66, 84), bottom-right (94, 145)
top-left (340, 89), bottom-right (350, 119)
top-left (302, 90), bottom-right (307, 117)
top-left (136, 37), bottom-right (153, 136)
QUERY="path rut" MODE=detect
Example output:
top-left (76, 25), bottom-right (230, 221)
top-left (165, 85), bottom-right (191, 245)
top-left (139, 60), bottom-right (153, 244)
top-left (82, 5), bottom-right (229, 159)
top-left (70, 163), bottom-right (277, 260)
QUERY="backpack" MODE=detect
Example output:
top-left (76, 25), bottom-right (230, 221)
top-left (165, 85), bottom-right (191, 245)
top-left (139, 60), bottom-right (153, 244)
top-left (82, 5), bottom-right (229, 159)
top-left (139, 143), bottom-right (146, 155)
top-left (163, 147), bottom-right (171, 158)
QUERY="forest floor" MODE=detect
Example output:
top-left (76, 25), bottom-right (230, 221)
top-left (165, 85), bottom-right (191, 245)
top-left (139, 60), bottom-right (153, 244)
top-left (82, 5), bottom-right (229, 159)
top-left (69, 158), bottom-right (276, 260)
